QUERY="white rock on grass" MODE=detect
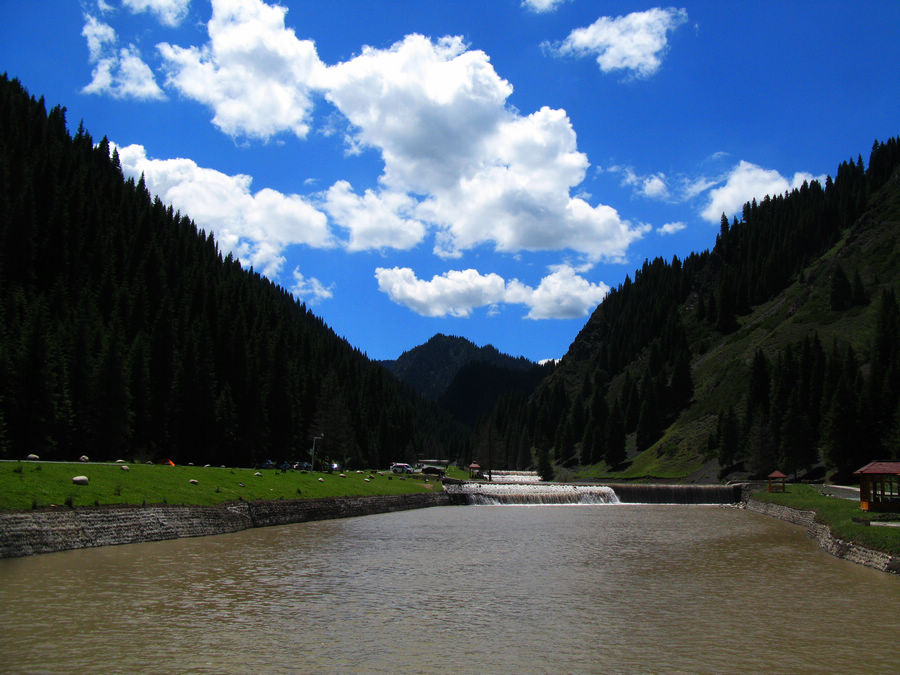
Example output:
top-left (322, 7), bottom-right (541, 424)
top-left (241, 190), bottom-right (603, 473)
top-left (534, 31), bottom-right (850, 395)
top-left (318, 477), bottom-right (324, 482)
top-left (189, 479), bottom-right (198, 485)
top-left (254, 472), bottom-right (262, 477)
top-left (72, 475), bottom-right (89, 485)
top-left (120, 465), bottom-right (130, 471)
top-left (79, 455), bottom-right (89, 462)
top-left (26, 454), bottom-right (39, 461)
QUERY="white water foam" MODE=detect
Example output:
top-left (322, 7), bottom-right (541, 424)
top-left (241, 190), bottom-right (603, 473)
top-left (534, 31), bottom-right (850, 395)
top-left (482, 471), bottom-right (543, 484)
top-left (455, 482), bottom-right (619, 505)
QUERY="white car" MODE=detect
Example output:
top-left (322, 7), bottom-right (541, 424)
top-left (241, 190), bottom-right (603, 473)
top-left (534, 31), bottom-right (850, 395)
top-left (390, 463), bottom-right (414, 474)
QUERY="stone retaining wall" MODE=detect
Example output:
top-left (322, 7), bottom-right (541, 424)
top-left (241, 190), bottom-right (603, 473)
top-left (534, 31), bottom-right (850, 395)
top-left (0, 493), bottom-right (454, 559)
top-left (745, 499), bottom-right (900, 574)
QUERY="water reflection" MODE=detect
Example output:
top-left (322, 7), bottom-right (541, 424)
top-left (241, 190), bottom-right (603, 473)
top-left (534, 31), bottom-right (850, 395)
top-left (1, 505), bottom-right (897, 673)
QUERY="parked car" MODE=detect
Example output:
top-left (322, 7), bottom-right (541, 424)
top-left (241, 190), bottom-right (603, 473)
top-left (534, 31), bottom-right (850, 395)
top-left (390, 462), bottom-right (414, 474)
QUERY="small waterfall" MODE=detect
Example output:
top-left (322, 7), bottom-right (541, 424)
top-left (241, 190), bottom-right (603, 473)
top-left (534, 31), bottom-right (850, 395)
top-left (483, 471), bottom-right (543, 484)
top-left (451, 482), bottom-right (619, 505)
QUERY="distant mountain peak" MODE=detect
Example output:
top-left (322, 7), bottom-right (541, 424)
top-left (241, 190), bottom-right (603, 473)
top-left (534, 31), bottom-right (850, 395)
top-left (382, 333), bottom-right (537, 401)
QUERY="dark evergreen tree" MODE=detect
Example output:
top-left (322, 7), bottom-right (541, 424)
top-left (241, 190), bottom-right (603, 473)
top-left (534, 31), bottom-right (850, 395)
top-left (0, 75), bottom-right (465, 467)
top-left (829, 265), bottom-right (853, 311)
top-left (604, 401), bottom-right (626, 468)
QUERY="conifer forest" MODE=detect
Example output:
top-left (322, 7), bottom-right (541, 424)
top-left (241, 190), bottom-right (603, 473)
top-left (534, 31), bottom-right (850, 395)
top-left (1, 74), bottom-right (898, 480)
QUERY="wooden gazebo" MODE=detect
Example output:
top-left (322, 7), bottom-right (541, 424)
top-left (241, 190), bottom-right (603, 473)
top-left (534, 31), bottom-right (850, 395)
top-left (767, 470), bottom-right (787, 493)
top-left (854, 461), bottom-right (900, 512)
top-left (468, 462), bottom-right (481, 479)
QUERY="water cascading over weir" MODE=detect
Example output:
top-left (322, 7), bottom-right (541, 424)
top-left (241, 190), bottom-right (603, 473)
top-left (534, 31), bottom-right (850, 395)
top-left (452, 482), bottom-right (620, 505)
top-left (445, 472), bottom-right (742, 505)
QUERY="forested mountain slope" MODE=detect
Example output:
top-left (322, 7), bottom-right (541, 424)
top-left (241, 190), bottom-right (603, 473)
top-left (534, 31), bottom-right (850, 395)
top-left (476, 137), bottom-right (900, 482)
top-left (382, 333), bottom-right (542, 401)
top-left (0, 75), bottom-right (465, 468)
top-left (382, 333), bottom-right (551, 431)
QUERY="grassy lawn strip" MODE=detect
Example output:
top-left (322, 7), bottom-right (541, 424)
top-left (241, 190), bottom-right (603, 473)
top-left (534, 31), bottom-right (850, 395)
top-left (752, 484), bottom-right (900, 556)
top-left (0, 462), bottom-right (441, 512)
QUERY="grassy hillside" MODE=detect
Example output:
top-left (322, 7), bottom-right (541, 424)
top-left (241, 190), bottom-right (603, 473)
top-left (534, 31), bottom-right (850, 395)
top-left (0, 461), bottom-right (440, 511)
top-left (478, 139), bottom-right (900, 483)
top-left (579, 165), bottom-right (900, 482)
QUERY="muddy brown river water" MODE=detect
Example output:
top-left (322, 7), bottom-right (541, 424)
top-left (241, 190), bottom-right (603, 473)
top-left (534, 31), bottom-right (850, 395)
top-left (1, 504), bottom-right (897, 673)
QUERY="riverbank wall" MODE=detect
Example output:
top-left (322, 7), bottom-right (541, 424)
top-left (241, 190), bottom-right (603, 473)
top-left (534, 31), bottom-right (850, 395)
top-left (745, 499), bottom-right (900, 574)
top-left (0, 492), bottom-right (456, 559)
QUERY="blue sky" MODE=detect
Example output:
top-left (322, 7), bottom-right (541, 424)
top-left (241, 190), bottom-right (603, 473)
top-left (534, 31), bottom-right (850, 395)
top-left (2, 1), bottom-right (898, 362)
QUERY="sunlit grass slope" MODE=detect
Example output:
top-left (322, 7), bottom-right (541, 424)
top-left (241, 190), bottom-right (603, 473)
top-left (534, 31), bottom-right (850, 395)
top-left (0, 462), bottom-right (440, 511)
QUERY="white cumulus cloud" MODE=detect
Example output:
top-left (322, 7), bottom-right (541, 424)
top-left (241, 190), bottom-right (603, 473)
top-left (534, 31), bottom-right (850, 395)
top-left (522, 0), bottom-right (567, 13)
top-left (701, 160), bottom-right (822, 222)
top-left (158, 0), bottom-right (325, 140)
top-left (122, 0), bottom-right (191, 27)
top-left (154, 8), bottom-right (646, 263)
top-left (507, 265), bottom-right (609, 319)
top-left (290, 268), bottom-right (333, 305)
top-left (323, 35), bottom-right (645, 261)
top-left (657, 221), bottom-right (686, 235)
top-left (375, 267), bottom-right (508, 318)
top-left (81, 15), bottom-right (165, 100)
top-left (375, 265), bottom-right (608, 319)
top-left (611, 165), bottom-right (671, 199)
top-left (323, 181), bottom-right (425, 252)
top-left (115, 143), bottom-right (332, 276)
top-left (551, 7), bottom-right (688, 78)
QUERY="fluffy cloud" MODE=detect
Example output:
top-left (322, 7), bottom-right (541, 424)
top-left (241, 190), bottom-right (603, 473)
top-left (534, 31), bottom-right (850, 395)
top-left (375, 267), bottom-right (508, 318)
top-left (324, 35), bottom-right (512, 194)
top-left (290, 268), bottom-right (333, 305)
top-left (551, 7), bottom-right (688, 78)
top-left (507, 266), bottom-right (610, 319)
top-left (611, 165), bottom-right (670, 199)
top-left (81, 16), bottom-right (165, 100)
top-left (657, 221), bottom-right (686, 235)
top-left (521, 0), bottom-right (567, 13)
top-left (154, 8), bottom-right (645, 262)
top-left (158, 0), bottom-right (325, 140)
top-left (115, 143), bottom-right (332, 276)
top-left (375, 265), bottom-right (608, 319)
top-left (122, 0), bottom-right (191, 27)
top-left (87, 0), bottom-right (653, 315)
top-left (323, 181), bottom-right (425, 252)
top-left (325, 36), bottom-right (645, 261)
top-left (701, 160), bottom-right (822, 222)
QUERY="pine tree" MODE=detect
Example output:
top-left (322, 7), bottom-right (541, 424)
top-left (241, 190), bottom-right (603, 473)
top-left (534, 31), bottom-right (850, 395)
top-left (829, 265), bottom-right (852, 311)
top-left (605, 401), bottom-right (626, 468)
top-left (536, 445), bottom-right (554, 481)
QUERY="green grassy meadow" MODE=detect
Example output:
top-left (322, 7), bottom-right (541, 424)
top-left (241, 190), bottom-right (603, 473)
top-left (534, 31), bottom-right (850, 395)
top-left (0, 461), bottom-right (442, 511)
top-left (752, 484), bottom-right (900, 555)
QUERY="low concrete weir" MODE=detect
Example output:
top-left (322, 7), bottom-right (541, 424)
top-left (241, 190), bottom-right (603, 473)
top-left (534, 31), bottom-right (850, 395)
top-left (446, 481), bottom-right (743, 505)
top-left (608, 483), bottom-right (742, 504)
top-left (448, 482), bottom-right (619, 505)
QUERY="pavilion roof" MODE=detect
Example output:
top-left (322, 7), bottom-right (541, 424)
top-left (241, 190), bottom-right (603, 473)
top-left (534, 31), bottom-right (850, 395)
top-left (853, 460), bottom-right (900, 476)
top-left (768, 470), bottom-right (787, 478)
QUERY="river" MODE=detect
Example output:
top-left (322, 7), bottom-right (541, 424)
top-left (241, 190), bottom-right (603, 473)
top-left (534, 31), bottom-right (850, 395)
top-left (1, 504), bottom-right (897, 673)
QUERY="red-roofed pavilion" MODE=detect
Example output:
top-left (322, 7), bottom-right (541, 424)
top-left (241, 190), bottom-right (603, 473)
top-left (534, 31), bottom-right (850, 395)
top-left (854, 461), bottom-right (900, 512)
top-left (767, 470), bottom-right (787, 493)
